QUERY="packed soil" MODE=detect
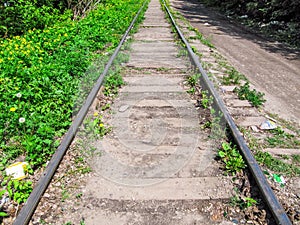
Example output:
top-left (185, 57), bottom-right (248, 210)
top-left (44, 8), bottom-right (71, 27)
top-left (170, 0), bottom-right (300, 124)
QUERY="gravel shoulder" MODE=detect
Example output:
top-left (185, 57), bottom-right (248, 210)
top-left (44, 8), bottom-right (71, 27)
top-left (170, 0), bottom-right (300, 124)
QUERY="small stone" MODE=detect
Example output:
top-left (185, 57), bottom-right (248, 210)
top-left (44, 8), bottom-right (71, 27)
top-left (232, 218), bottom-right (239, 224)
top-left (43, 193), bottom-right (50, 198)
top-left (119, 104), bottom-right (129, 112)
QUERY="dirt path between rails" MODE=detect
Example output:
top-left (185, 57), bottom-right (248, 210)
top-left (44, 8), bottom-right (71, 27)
top-left (170, 0), bottom-right (300, 124)
top-left (29, 1), bottom-right (236, 224)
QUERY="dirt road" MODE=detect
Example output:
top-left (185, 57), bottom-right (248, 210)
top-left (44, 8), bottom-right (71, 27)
top-left (170, 0), bottom-right (300, 124)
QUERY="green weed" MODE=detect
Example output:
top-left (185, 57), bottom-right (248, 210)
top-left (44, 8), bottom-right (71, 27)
top-left (265, 127), bottom-right (300, 148)
top-left (255, 151), bottom-right (300, 175)
top-left (230, 195), bottom-right (257, 209)
top-left (222, 68), bottom-right (246, 85)
top-left (200, 90), bottom-right (213, 108)
top-left (187, 87), bottom-right (196, 95)
top-left (103, 71), bottom-right (124, 97)
top-left (1, 178), bottom-right (33, 204)
top-left (234, 82), bottom-right (266, 107)
top-left (82, 114), bottom-right (111, 139)
top-left (101, 103), bottom-right (111, 111)
top-left (0, 190), bottom-right (8, 217)
top-left (240, 127), bottom-right (300, 175)
top-left (292, 155), bottom-right (300, 164)
top-left (218, 142), bottom-right (246, 175)
top-left (61, 185), bottom-right (69, 202)
top-left (186, 73), bottom-right (200, 95)
top-left (187, 73), bottom-right (200, 86)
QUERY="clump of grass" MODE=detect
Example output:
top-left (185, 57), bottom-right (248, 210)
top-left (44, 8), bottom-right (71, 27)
top-left (222, 68), bottom-right (246, 85)
top-left (255, 151), bottom-right (300, 175)
top-left (234, 82), bottom-right (265, 107)
top-left (265, 127), bottom-right (300, 148)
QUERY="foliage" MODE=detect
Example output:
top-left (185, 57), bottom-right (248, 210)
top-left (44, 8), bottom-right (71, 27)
top-left (200, 90), bottom-right (213, 109)
top-left (218, 142), bottom-right (246, 175)
top-left (265, 127), bottom-right (300, 148)
top-left (187, 73), bottom-right (200, 86)
top-left (0, 0), bottom-right (67, 38)
top-left (222, 68), bottom-right (246, 85)
top-left (255, 151), bottom-right (300, 175)
top-left (0, 0), bottom-right (145, 168)
top-left (1, 178), bottom-right (33, 204)
top-left (230, 194), bottom-right (257, 209)
top-left (83, 113), bottom-right (111, 139)
top-left (199, 0), bottom-right (300, 47)
top-left (0, 190), bottom-right (8, 217)
top-left (186, 73), bottom-right (200, 95)
top-left (234, 82), bottom-right (265, 107)
top-left (0, 0), bottom-right (111, 38)
top-left (240, 126), bottom-right (300, 176)
top-left (102, 54), bottom-right (126, 97)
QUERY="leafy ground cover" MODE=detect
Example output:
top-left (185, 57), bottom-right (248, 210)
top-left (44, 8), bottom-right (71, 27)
top-left (0, 0), bottom-right (145, 214)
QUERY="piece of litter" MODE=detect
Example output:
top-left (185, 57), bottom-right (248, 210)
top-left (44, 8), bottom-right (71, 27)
top-left (0, 196), bottom-right (9, 208)
top-left (204, 23), bottom-right (209, 26)
top-left (251, 125), bottom-right (259, 132)
top-left (273, 174), bottom-right (285, 186)
top-left (265, 115), bottom-right (277, 122)
top-left (5, 162), bottom-right (28, 180)
top-left (259, 120), bottom-right (277, 130)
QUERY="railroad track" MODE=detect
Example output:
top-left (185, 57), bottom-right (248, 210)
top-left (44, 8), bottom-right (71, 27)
top-left (12, 0), bottom-right (293, 224)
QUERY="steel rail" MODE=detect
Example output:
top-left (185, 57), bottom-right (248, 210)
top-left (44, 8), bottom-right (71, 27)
top-left (161, 1), bottom-right (292, 224)
top-left (13, 1), bottom-right (148, 224)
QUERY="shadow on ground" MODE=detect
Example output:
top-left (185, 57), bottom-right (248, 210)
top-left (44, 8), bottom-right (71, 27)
top-left (172, 0), bottom-right (300, 61)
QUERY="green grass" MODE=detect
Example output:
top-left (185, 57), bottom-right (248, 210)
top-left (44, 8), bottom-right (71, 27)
top-left (241, 127), bottom-right (300, 175)
top-left (0, 0), bottom-right (147, 216)
top-left (162, 0), bottom-right (214, 48)
top-left (255, 151), bottom-right (300, 175)
top-left (222, 68), bottom-right (246, 85)
top-left (265, 127), bottom-right (300, 148)
top-left (234, 82), bottom-right (266, 107)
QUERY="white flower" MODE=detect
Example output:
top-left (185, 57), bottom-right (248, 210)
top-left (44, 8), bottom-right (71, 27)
top-left (16, 93), bottom-right (22, 98)
top-left (19, 117), bottom-right (25, 123)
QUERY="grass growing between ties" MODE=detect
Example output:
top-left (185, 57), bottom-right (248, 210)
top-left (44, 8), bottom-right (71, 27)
top-left (161, 0), bottom-right (214, 48)
top-left (255, 151), bottom-right (300, 175)
top-left (222, 68), bottom-right (246, 85)
top-left (186, 73), bottom-right (200, 95)
top-left (241, 127), bottom-right (300, 176)
top-left (234, 82), bottom-right (266, 107)
top-left (265, 127), bottom-right (300, 148)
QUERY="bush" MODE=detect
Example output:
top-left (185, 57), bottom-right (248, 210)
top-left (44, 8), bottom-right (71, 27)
top-left (0, 0), bottom-right (145, 168)
top-left (0, 0), bottom-right (65, 38)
